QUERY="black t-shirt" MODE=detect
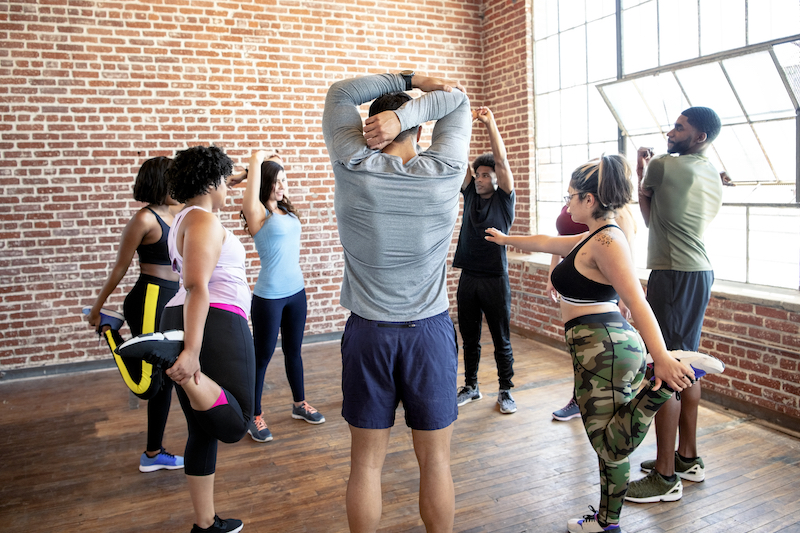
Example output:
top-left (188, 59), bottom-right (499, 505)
top-left (452, 181), bottom-right (515, 276)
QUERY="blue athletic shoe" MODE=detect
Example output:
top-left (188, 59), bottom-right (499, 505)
top-left (139, 448), bottom-right (184, 473)
top-left (82, 306), bottom-right (125, 332)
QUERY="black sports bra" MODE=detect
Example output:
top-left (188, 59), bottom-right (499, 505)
top-left (136, 207), bottom-right (171, 266)
top-left (551, 224), bottom-right (619, 305)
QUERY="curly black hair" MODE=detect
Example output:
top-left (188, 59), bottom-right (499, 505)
top-left (132, 156), bottom-right (172, 204)
top-left (166, 145), bottom-right (233, 203)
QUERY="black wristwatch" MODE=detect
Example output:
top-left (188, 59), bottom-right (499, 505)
top-left (400, 70), bottom-right (414, 91)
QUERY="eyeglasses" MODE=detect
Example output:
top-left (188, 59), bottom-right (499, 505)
top-left (563, 192), bottom-right (582, 205)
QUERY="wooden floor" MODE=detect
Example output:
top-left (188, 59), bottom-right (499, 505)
top-left (2, 330), bottom-right (800, 533)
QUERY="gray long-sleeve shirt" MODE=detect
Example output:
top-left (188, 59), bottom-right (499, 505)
top-left (322, 73), bottom-right (471, 321)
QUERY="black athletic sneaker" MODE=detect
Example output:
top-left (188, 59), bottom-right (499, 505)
top-left (115, 330), bottom-right (184, 369)
top-left (190, 515), bottom-right (243, 533)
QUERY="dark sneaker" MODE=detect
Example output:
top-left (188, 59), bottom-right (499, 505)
top-left (291, 401), bottom-right (325, 424)
top-left (567, 507), bottom-right (621, 533)
top-left (552, 397), bottom-right (581, 421)
top-left (625, 469), bottom-right (683, 503)
top-left (190, 515), bottom-right (243, 533)
top-left (456, 385), bottom-right (482, 407)
top-left (247, 414), bottom-right (273, 443)
top-left (645, 350), bottom-right (725, 379)
top-left (497, 389), bottom-right (517, 414)
top-left (641, 451), bottom-right (705, 482)
top-left (82, 306), bottom-right (125, 332)
top-left (139, 448), bottom-right (184, 473)
top-left (115, 330), bottom-right (184, 369)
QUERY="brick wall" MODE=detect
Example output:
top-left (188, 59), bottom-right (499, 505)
top-left (507, 257), bottom-right (800, 431)
top-left (0, 0), bottom-right (492, 370)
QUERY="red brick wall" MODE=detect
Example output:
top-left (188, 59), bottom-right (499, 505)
top-left (508, 259), bottom-right (800, 430)
top-left (0, 0), bottom-right (487, 370)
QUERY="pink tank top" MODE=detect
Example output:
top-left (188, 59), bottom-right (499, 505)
top-left (166, 205), bottom-right (251, 318)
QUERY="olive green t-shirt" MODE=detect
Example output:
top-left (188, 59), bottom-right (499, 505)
top-left (642, 153), bottom-right (723, 271)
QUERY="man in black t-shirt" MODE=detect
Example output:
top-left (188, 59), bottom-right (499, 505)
top-left (453, 107), bottom-right (517, 414)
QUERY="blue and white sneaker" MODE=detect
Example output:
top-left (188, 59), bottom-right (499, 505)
top-left (82, 306), bottom-right (125, 332)
top-left (139, 448), bottom-right (184, 473)
top-left (645, 350), bottom-right (725, 379)
top-left (115, 330), bottom-right (184, 369)
top-left (568, 507), bottom-right (621, 533)
top-left (552, 397), bottom-right (581, 421)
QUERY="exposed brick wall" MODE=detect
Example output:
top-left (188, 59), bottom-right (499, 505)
top-left (0, 0), bottom-right (488, 370)
top-left (508, 258), bottom-right (800, 430)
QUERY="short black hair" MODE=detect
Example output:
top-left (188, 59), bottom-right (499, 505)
top-left (368, 92), bottom-right (416, 142)
top-left (472, 153), bottom-right (495, 174)
top-left (132, 156), bottom-right (172, 204)
top-left (166, 145), bottom-right (233, 203)
top-left (681, 107), bottom-right (721, 144)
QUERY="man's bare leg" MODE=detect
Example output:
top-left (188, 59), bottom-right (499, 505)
top-left (347, 426), bottom-right (391, 533)
top-left (412, 424), bottom-right (455, 533)
top-left (676, 381), bottom-right (701, 459)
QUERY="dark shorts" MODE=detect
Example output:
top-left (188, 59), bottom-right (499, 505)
top-left (647, 269), bottom-right (713, 351)
top-left (341, 311), bottom-right (458, 430)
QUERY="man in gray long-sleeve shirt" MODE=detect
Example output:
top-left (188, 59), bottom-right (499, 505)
top-left (323, 72), bottom-right (470, 532)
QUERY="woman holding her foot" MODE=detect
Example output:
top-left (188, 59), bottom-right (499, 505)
top-left (239, 150), bottom-right (324, 443)
top-left (85, 156), bottom-right (184, 473)
top-left (485, 155), bottom-right (720, 533)
top-left (160, 145), bottom-right (254, 533)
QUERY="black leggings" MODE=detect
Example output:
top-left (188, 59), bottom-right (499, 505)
top-left (105, 274), bottom-right (178, 451)
top-left (161, 305), bottom-right (255, 476)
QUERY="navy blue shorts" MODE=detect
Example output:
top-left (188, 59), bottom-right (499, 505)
top-left (341, 311), bottom-right (458, 430)
top-left (647, 269), bottom-right (713, 351)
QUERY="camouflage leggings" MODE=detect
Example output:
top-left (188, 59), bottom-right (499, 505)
top-left (565, 312), bottom-right (673, 525)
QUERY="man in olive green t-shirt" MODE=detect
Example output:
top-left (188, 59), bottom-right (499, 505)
top-left (626, 107), bottom-right (723, 504)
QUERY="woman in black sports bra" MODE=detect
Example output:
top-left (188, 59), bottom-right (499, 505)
top-left (486, 155), bottom-right (703, 533)
top-left (85, 156), bottom-right (185, 473)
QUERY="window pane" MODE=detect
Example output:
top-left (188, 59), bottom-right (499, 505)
top-left (559, 0), bottom-right (586, 31)
top-left (622, 2), bottom-right (658, 75)
top-left (586, 0), bottom-right (616, 22)
top-left (749, 207), bottom-right (800, 289)
top-left (588, 141), bottom-right (620, 159)
top-left (773, 40), bottom-right (800, 104)
top-left (748, 0), bottom-right (800, 45)
top-left (561, 85), bottom-right (589, 145)
top-left (562, 145), bottom-right (590, 185)
top-left (675, 63), bottom-right (745, 124)
top-left (622, 0), bottom-right (649, 8)
top-left (723, 52), bottom-right (795, 121)
top-left (535, 35), bottom-right (560, 94)
top-left (752, 120), bottom-right (796, 184)
top-left (560, 26), bottom-right (588, 88)
top-left (538, 201), bottom-right (566, 235)
top-left (706, 206), bottom-right (747, 283)
top-left (636, 73), bottom-right (691, 131)
top-left (588, 85), bottom-right (619, 143)
top-left (699, 0), bottom-right (745, 55)
top-left (536, 91), bottom-right (562, 148)
top-left (599, 80), bottom-right (655, 135)
top-left (713, 124), bottom-right (775, 182)
top-left (587, 16), bottom-right (617, 82)
top-left (534, 0), bottom-right (560, 39)
top-left (659, 0), bottom-right (699, 65)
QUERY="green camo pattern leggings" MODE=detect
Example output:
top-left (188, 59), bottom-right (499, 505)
top-left (565, 312), bottom-right (674, 525)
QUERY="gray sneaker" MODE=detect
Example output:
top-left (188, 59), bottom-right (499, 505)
top-left (625, 468), bottom-right (683, 503)
top-left (497, 389), bottom-right (517, 414)
top-left (291, 401), bottom-right (325, 424)
top-left (641, 451), bottom-right (705, 482)
top-left (456, 385), bottom-right (482, 406)
top-left (247, 414), bottom-right (273, 443)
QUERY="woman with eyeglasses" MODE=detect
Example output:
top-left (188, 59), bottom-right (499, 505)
top-left (485, 154), bottom-right (721, 533)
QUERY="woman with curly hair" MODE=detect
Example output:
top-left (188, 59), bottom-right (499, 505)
top-left (486, 155), bottom-right (722, 533)
top-left (85, 156), bottom-right (184, 473)
top-left (240, 150), bottom-right (324, 444)
top-left (160, 145), bottom-right (254, 533)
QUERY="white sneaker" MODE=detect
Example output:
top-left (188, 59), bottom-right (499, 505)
top-left (645, 350), bottom-right (725, 379)
top-left (567, 508), bottom-right (621, 532)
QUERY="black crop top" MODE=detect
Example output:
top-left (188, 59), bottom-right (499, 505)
top-left (551, 224), bottom-right (619, 305)
top-left (136, 207), bottom-right (171, 266)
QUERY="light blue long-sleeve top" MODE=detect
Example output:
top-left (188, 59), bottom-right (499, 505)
top-left (322, 73), bottom-right (471, 321)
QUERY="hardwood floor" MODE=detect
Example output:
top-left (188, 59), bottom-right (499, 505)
top-left (2, 331), bottom-right (799, 533)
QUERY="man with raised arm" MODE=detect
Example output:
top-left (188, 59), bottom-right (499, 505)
top-left (322, 71), bottom-right (470, 533)
top-left (625, 107), bottom-right (723, 504)
top-left (452, 107), bottom-right (517, 414)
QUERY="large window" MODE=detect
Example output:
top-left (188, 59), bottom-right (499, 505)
top-left (533, 0), bottom-right (800, 289)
